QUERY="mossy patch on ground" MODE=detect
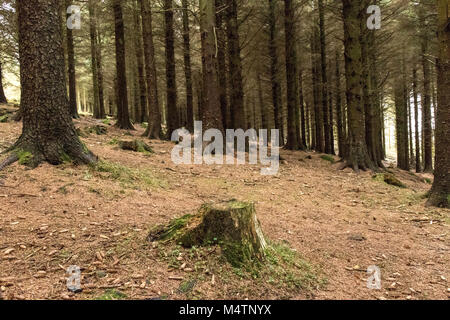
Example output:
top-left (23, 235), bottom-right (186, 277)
top-left (89, 160), bottom-right (166, 190)
top-left (372, 173), bottom-right (406, 188)
top-left (95, 289), bottom-right (127, 300)
top-left (320, 155), bottom-right (335, 163)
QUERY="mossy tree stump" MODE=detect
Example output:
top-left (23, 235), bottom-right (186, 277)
top-left (148, 201), bottom-right (267, 267)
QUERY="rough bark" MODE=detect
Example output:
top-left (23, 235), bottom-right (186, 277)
top-left (216, 0), bottom-right (229, 130)
top-left (394, 77), bottom-right (409, 171)
top-left (335, 51), bottom-right (345, 157)
top-left (341, 0), bottom-right (374, 171)
top-left (427, 0), bottom-right (449, 208)
top-left (0, 59), bottom-right (7, 104)
top-left (199, 0), bottom-right (224, 133)
top-left (140, 0), bottom-right (161, 139)
top-left (421, 37), bottom-right (433, 173)
top-left (226, 0), bottom-right (245, 130)
top-left (413, 68), bottom-right (421, 172)
top-left (164, 0), bottom-right (179, 138)
top-left (268, 0), bottom-right (284, 145)
top-left (88, 0), bottom-right (101, 119)
top-left (65, 0), bottom-right (78, 118)
top-left (113, 0), bottom-right (134, 130)
top-left (283, 0), bottom-right (301, 150)
top-left (1, 0), bottom-right (96, 169)
top-left (182, 0), bottom-right (194, 132)
top-left (133, 0), bottom-right (146, 123)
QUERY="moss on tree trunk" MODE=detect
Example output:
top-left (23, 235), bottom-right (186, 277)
top-left (148, 200), bottom-right (267, 267)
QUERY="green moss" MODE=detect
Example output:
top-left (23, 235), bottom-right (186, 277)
top-left (16, 150), bottom-right (33, 166)
top-left (102, 118), bottom-right (111, 125)
top-left (0, 114), bottom-right (8, 123)
top-left (95, 289), bottom-right (127, 300)
top-left (148, 214), bottom-right (192, 242)
top-left (372, 173), bottom-right (406, 188)
top-left (60, 151), bottom-right (72, 164)
top-left (320, 155), bottom-right (335, 163)
top-left (108, 138), bottom-right (119, 145)
top-left (424, 178), bottom-right (432, 184)
top-left (90, 160), bottom-right (166, 190)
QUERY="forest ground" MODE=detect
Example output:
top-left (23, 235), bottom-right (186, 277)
top-left (0, 105), bottom-right (448, 300)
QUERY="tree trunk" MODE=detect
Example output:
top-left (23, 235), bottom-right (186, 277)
top-left (65, 0), bottom-right (78, 118)
top-left (341, 0), bottom-right (374, 171)
top-left (0, 0), bottom-right (96, 169)
top-left (394, 80), bottom-right (409, 171)
top-left (312, 26), bottom-right (324, 152)
top-left (283, 0), bottom-right (300, 150)
top-left (421, 37), bottom-right (433, 173)
top-left (427, 0), bottom-right (449, 208)
top-left (335, 51), bottom-right (345, 157)
top-left (268, 0), bottom-right (284, 146)
top-left (133, 0), bottom-right (146, 124)
top-left (318, 0), bottom-right (331, 154)
top-left (140, 0), bottom-right (161, 138)
top-left (88, 0), bottom-right (101, 119)
top-left (199, 0), bottom-right (224, 133)
top-left (113, 0), bottom-right (134, 130)
top-left (164, 0), bottom-right (179, 138)
top-left (181, 0), bottom-right (194, 132)
top-left (299, 68), bottom-right (307, 148)
top-left (216, 0), bottom-right (229, 130)
top-left (148, 201), bottom-right (267, 267)
top-left (413, 68), bottom-right (421, 172)
top-left (226, 0), bottom-right (245, 130)
top-left (0, 59), bottom-right (7, 104)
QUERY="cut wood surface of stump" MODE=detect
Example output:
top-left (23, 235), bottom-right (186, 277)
top-left (148, 200), bottom-right (267, 267)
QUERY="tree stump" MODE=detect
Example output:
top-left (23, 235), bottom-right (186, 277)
top-left (118, 139), bottom-right (153, 153)
top-left (148, 200), bottom-right (267, 267)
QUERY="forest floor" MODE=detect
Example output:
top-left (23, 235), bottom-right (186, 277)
top-left (0, 105), bottom-right (449, 300)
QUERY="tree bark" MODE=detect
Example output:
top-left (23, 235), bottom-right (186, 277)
top-left (140, 0), bottom-right (161, 138)
top-left (427, 0), bottom-right (449, 208)
top-left (199, 0), bottom-right (224, 133)
top-left (0, 59), bottom-right (7, 104)
top-left (421, 37), bottom-right (433, 173)
top-left (216, 0), bottom-right (229, 130)
top-left (133, 0), bottom-right (146, 124)
top-left (413, 68), bottom-right (421, 172)
top-left (268, 0), bottom-right (284, 146)
top-left (226, 0), bottom-right (245, 130)
top-left (335, 51), bottom-right (345, 157)
top-left (283, 0), bottom-right (301, 150)
top-left (65, 0), bottom-right (78, 118)
top-left (341, 0), bottom-right (374, 171)
top-left (113, 0), bottom-right (134, 130)
top-left (1, 0), bottom-right (96, 169)
top-left (182, 0), bottom-right (194, 132)
top-left (164, 0), bottom-right (179, 137)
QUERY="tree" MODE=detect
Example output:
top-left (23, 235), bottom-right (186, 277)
top-left (0, 0), bottom-right (96, 170)
top-left (133, 0), bottom-right (146, 124)
top-left (226, 0), bottom-right (245, 130)
top-left (335, 51), bottom-right (345, 157)
top-left (283, 0), bottom-right (301, 150)
top-left (341, 0), bottom-right (374, 171)
top-left (0, 58), bottom-right (7, 104)
top-left (65, 0), bottom-right (78, 118)
top-left (88, 0), bottom-right (101, 119)
top-left (182, 0), bottom-right (194, 132)
top-left (199, 0), bottom-right (224, 133)
top-left (413, 67), bottom-right (421, 172)
top-left (268, 0), bottom-right (284, 145)
top-left (164, 0), bottom-right (179, 137)
top-left (216, 0), bottom-right (229, 130)
top-left (140, 0), bottom-right (161, 139)
top-left (113, 0), bottom-right (133, 130)
top-left (427, 0), bottom-right (449, 208)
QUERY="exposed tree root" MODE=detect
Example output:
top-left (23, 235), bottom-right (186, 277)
top-left (0, 154), bottom-right (19, 171)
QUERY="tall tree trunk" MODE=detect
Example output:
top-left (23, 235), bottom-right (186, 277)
top-left (133, 0), bottom-right (146, 123)
top-left (216, 0), bottom-right (229, 130)
top-left (226, 0), bottom-right (245, 130)
top-left (65, 0), bottom-right (78, 118)
top-left (113, 0), bottom-right (134, 130)
top-left (299, 68), bottom-right (307, 148)
top-left (140, 0), bottom-right (161, 138)
top-left (341, 0), bottom-right (374, 171)
top-left (335, 51), bottom-right (345, 157)
top-left (88, 0), bottom-right (101, 119)
top-left (427, 0), bottom-right (449, 208)
top-left (182, 0), bottom-right (194, 132)
top-left (413, 68), bottom-right (421, 172)
top-left (283, 0), bottom-right (301, 150)
top-left (199, 0), bottom-right (224, 133)
top-left (421, 37), bottom-right (433, 172)
top-left (0, 59), bottom-right (7, 104)
top-left (268, 0), bottom-right (284, 145)
top-left (312, 27), bottom-right (324, 152)
top-left (394, 77), bottom-right (409, 171)
top-left (164, 0), bottom-right (179, 137)
top-left (318, 0), bottom-right (330, 154)
top-left (1, 0), bottom-right (95, 169)
top-left (96, 27), bottom-right (105, 119)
